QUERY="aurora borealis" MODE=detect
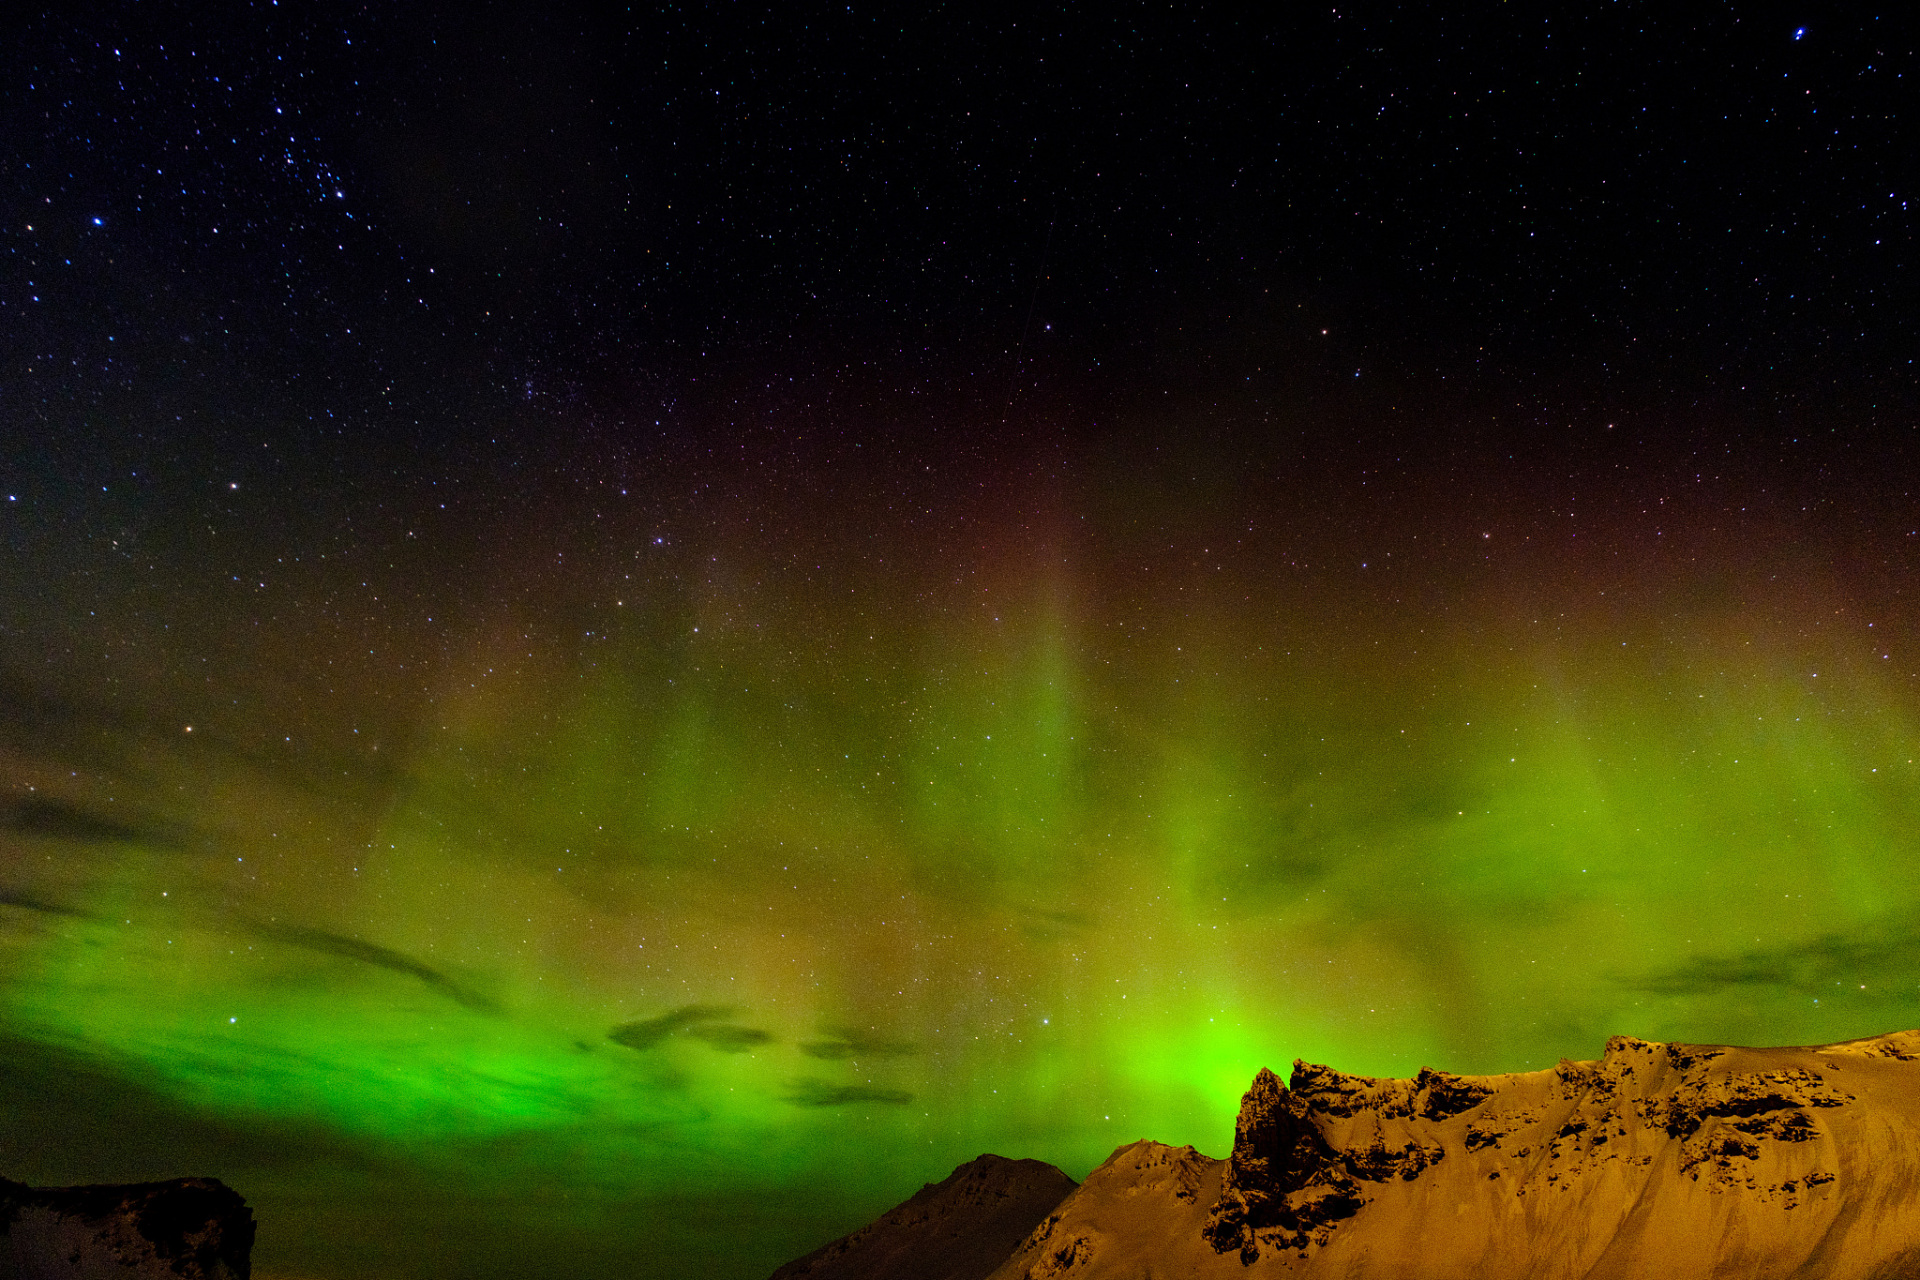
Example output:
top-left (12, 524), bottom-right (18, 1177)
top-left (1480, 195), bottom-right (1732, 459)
top-left (7, 415), bottom-right (1920, 1276)
top-left (5, 5), bottom-right (1919, 1278)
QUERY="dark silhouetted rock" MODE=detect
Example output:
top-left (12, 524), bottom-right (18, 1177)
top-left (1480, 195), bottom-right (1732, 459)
top-left (0, 1176), bottom-right (254, 1280)
top-left (769, 1153), bottom-right (1075, 1280)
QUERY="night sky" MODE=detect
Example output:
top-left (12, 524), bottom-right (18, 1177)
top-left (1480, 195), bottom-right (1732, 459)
top-left (4, 5), bottom-right (1920, 1278)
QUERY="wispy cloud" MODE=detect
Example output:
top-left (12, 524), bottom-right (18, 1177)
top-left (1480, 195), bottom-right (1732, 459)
top-left (256, 923), bottom-right (500, 1013)
top-left (1624, 920), bottom-right (1920, 995)
top-left (608, 1005), bottom-right (774, 1053)
top-left (798, 1028), bottom-right (919, 1060)
top-left (784, 1079), bottom-right (913, 1107)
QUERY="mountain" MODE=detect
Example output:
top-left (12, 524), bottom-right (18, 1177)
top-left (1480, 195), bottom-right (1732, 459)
top-left (0, 1176), bottom-right (254, 1280)
top-left (770, 1153), bottom-right (1077, 1280)
top-left (774, 1030), bottom-right (1920, 1279)
top-left (995, 1029), bottom-right (1920, 1279)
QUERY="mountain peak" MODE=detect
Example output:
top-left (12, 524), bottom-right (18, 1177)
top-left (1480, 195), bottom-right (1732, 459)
top-left (770, 1152), bottom-right (1076, 1280)
top-left (987, 1031), bottom-right (1920, 1278)
top-left (773, 1031), bottom-right (1920, 1279)
top-left (769, 1029), bottom-right (1920, 1280)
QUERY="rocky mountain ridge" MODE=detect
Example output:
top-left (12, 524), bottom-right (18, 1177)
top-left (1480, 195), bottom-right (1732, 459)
top-left (775, 1030), bottom-right (1920, 1280)
top-left (771, 1153), bottom-right (1076, 1280)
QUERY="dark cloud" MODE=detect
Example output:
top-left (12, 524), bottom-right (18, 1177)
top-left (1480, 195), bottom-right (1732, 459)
top-left (0, 680), bottom-right (149, 757)
top-left (0, 889), bottom-right (92, 919)
top-left (686, 1024), bottom-right (774, 1053)
top-left (1015, 907), bottom-right (1092, 945)
top-left (608, 1005), bottom-right (772, 1053)
top-left (257, 924), bottom-right (499, 1013)
top-left (798, 1029), bottom-right (919, 1061)
top-left (3, 797), bottom-right (173, 848)
top-left (1625, 922), bottom-right (1920, 996)
top-left (784, 1080), bottom-right (913, 1108)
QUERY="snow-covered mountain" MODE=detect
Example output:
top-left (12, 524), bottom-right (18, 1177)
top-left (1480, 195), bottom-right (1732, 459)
top-left (777, 1031), bottom-right (1920, 1280)
top-left (772, 1154), bottom-right (1076, 1280)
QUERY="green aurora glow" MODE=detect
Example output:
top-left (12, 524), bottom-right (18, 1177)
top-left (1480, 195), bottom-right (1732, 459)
top-left (4, 444), bottom-right (1919, 1278)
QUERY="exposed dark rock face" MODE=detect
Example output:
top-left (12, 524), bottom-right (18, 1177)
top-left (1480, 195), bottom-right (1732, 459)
top-left (769, 1153), bottom-right (1074, 1280)
top-left (1202, 1059), bottom-right (1476, 1260)
top-left (1414, 1066), bottom-right (1493, 1120)
top-left (1202, 1067), bottom-right (1367, 1260)
top-left (0, 1176), bottom-right (254, 1280)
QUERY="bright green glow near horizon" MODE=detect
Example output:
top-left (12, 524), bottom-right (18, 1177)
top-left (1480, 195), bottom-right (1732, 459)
top-left (5, 495), bottom-right (1920, 1279)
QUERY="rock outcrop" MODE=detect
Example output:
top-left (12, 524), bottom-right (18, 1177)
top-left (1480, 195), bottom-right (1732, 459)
top-left (0, 1176), bottom-right (254, 1280)
top-left (770, 1153), bottom-right (1076, 1280)
top-left (780, 1029), bottom-right (1920, 1279)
